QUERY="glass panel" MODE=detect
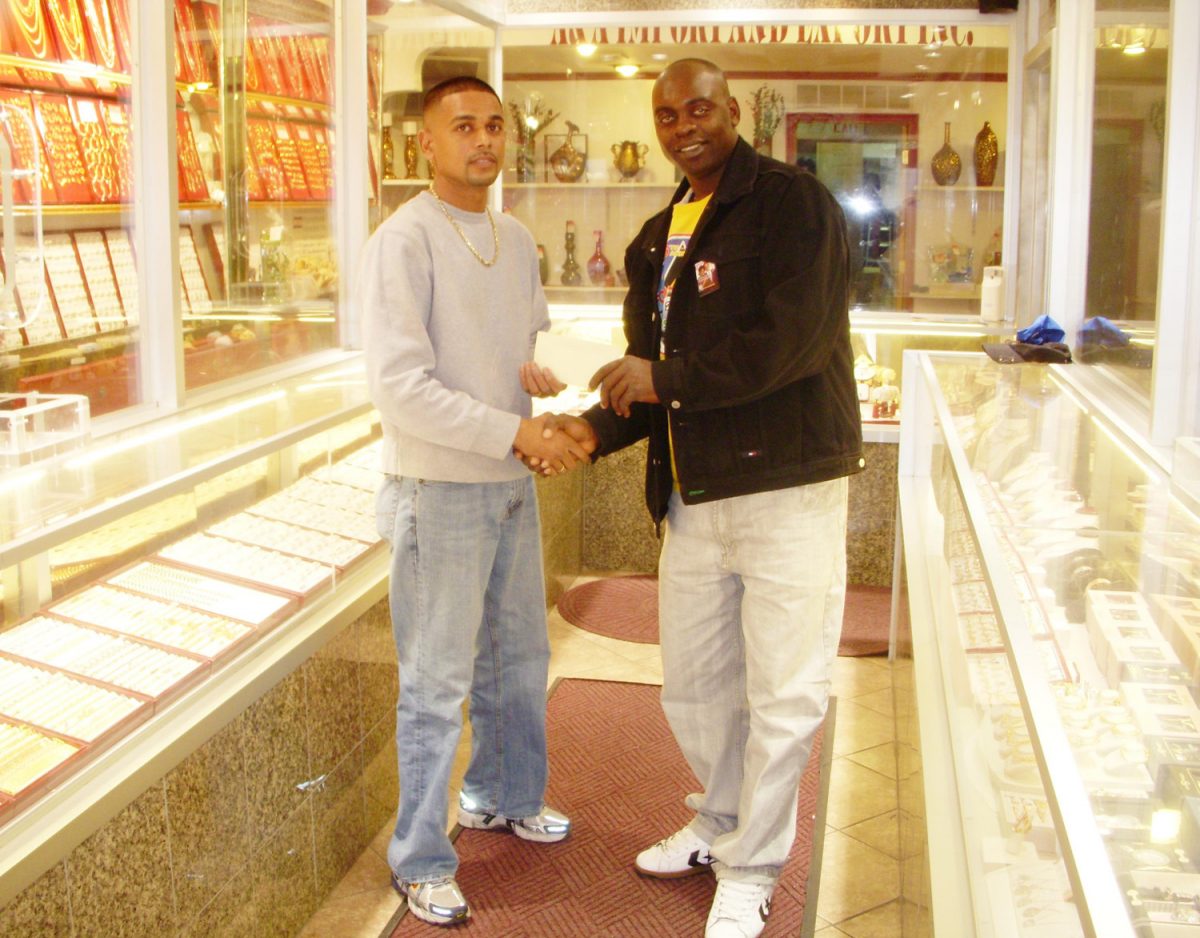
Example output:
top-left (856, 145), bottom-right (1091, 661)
top-left (500, 24), bottom-right (1008, 318)
top-left (0, 0), bottom-right (140, 419)
top-left (1082, 5), bottom-right (1170, 394)
top-left (1016, 51), bottom-right (1051, 327)
top-left (178, 1), bottom-right (338, 392)
top-left (368, 3), bottom-right (495, 231)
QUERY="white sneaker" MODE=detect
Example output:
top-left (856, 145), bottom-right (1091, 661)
top-left (457, 793), bottom-right (571, 843)
top-left (705, 879), bottom-right (774, 938)
top-left (634, 826), bottom-right (714, 878)
top-left (393, 875), bottom-right (470, 926)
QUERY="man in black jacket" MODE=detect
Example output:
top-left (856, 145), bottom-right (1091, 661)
top-left (523, 59), bottom-right (863, 938)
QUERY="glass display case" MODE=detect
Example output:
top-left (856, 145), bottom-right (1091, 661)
top-left (499, 23), bottom-right (1012, 317)
top-left (0, 356), bottom-right (384, 819)
top-left (897, 350), bottom-right (1200, 937)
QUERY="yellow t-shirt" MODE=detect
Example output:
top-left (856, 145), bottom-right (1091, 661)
top-left (659, 194), bottom-right (711, 484)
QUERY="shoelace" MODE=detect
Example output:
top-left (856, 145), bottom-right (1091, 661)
top-left (711, 881), bottom-right (768, 920)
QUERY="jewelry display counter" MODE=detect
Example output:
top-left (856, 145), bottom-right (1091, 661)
top-left (897, 351), bottom-right (1200, 938)
top-left (0, 355), bottom-right (391, 903)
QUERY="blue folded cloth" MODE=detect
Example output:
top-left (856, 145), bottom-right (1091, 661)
top-left (1016, 314), bottom-right (1065, 345)
top-left (1079, 316), bottom-right (1131, 348)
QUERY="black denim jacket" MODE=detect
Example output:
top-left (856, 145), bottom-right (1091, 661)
top-left (585, 138), bottom-right (865, 525)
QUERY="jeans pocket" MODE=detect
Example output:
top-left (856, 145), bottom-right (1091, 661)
top-left (375, 476), bottom-right (401, 544)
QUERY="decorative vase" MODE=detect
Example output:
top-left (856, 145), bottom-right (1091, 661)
top-left (931, 122), bottom-right (961, 186)
top-left (974, 121), bottom-right (998, 187)
top-left (561, 221), bottom-right (582, 286)
top-left (537, 244), bottom-right (549, 285)
top-left (381, 121), bottom-right (397, 180)
top-left (403, 134), bottom-right (420, 179)
top-left (612, 140), bottom-right (648, 181)
top-left (587, 230), bottom-right (611, 285)
top-left (516, 140), bottom-right (536, 183)
top-left (550, 121), bottom-right (586, 183)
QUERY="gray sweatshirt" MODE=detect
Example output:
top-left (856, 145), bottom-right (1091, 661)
top-left (362, 190), bottom-right (549, 483)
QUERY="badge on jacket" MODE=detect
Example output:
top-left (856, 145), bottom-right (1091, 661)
top-left (695, 260), bottom-right (719, 296)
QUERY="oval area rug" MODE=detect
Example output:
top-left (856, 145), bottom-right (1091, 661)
top-left (557, 575), bottom-right (891, 656)
top-left (556, 575), bottom-right (659, 644)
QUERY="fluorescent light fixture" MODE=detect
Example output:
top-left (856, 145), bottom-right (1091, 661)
top-left (615, 64), bottom-right (639, 78)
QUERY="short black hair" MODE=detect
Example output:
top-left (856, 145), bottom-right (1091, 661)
top-left (422, 76), bottom-right (501, 117)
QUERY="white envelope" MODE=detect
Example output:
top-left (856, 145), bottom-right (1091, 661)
top-left (534, 331), bottom-right (623, 388)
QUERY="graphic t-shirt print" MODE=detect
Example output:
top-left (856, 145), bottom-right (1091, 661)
top-left (658, 194), bottom-right (710, 355)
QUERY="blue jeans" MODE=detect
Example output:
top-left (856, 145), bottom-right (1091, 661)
top-left (658, 478), bottom-right (848, 884)
top-left (375, 475), bottom-right (551, 883)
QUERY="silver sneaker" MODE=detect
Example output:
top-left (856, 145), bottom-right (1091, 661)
top-left (457, 793), bottom-right (571, 843)
top-left (705, 879), bottom-right (774, 938)
top-left (392, 874), bottom-right (470, 926)
top-left (635, 826), bottom-right (715, 878)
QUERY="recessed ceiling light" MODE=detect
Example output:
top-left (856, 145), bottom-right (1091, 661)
top-left (650, 52), bottom-right (668, 62)
top-left (615, 64), bottom-right (639, 78)
top-left (577, 43), bottom-right (597, 57)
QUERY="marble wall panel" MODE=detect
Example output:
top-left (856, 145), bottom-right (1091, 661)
top-left (356, 599), bottom-right (399, 736)
top-left (305, 623), bottom-right (364, 782)
top-left (312, 746), bottom-right (370, 898)
top-left (848, 441), bottom-right (899, 587)
top-left (65, 783), bottom-right (176, 938)
top-left (0, 860), bottom-right (70, 935)
top-left (165, 716), bottom-right (252, 921)
top-left (252, 800), bottom-right (318, 938)
top-left (537, 467), bottom-right (584, 606)
top-left (239, 669), bottom-right (310, 844)
top-left (582, 442), bottom-right (661, 574)
top-left (363, 717), bottom-right (399, 840)
top-left (177, 873), bottom-right (257, 938)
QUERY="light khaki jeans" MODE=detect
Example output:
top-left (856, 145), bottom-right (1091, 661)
top-left (657, 477), bottom-right (848, 884)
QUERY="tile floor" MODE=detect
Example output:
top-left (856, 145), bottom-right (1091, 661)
top-left (297, 577), bottom-right (900, 938)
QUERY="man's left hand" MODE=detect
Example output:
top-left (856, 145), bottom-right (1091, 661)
top-left (590, 356), bottom-right (659, 417)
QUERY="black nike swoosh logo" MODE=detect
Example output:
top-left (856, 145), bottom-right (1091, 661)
top-left (759, 898), bottom-right (771, 922)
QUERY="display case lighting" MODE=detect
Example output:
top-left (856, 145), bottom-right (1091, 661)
top-left (576, 42), bottom-right (597, 57)
top-left (615, 64), bottom-right (639, 78)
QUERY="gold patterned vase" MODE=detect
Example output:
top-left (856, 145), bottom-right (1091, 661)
top-left (974, 121), bottom-right (998, 187)
top-left (550, 121), bottom-right (586, 183)
top-left (931, 122), bottom-right (961, 187)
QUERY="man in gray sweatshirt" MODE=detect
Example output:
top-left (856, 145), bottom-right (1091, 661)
top-left (363, 76), bottom-right (589, 927)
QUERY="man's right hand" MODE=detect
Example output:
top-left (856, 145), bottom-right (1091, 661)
top-left (513, 414), bottom-right (595, 474)
top-left (514, 413), bottom-right (598, 475)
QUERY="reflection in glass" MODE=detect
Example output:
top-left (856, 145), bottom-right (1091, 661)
top-left (1082, 18), bottom-right (1169, 389)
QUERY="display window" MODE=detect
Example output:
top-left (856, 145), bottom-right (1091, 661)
top-left (177, 2), bottom-right (339, 394)
top-left (0, 0), bottom-right (141, 417)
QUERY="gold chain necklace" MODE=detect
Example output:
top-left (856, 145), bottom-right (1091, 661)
top-left (429, 183), bottom-right (499, 267)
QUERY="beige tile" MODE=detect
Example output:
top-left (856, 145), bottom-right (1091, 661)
top-left (832, 701), bottom-right (896, 758)
top-left (298, 883), bottom-right (401, 938)
top-left (325, 841), bottom-right (393, 902)
top-left (838, 899), bottom-right (903, 938)
top-left (853, 686), bottom-right (894, 717)
top-left (846, 742), bottom-right (898, 780)
top-left (815, 926), bottom-right (853, 938)
top-left (824, 759), bottom-right (896, 831)
top-left (843, 810), bottom-right (900, 860)
top-left (831, 657), bottom-right (893, 700)
top-left (814, 830), bottom-right (899, 925)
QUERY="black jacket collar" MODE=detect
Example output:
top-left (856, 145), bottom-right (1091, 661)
top-left (666, 136), bottom-right (759, 209)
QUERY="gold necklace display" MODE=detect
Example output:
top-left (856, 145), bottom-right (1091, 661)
top-left (45, 0), bottom-right (90, 62)
top-left (429, 183), bottom-right (500, 267)
top-left (11, 0), bottom-right (52, 59)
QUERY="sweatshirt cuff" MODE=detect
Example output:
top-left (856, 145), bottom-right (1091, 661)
top-left (475, 411), bottom-right (523, 461)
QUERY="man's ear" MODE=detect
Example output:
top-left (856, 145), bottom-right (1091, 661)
top-left (728, 97), bottom-right (740, 127)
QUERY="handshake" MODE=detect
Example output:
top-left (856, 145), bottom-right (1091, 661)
top-left (513, 356), bottom-right (659, 475)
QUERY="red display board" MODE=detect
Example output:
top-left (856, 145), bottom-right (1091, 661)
top-left (173, 0), bottom-right (210, 86)
top-left (0, 88), bottom-right (58, 203)
top-left (270, 121), bottom-right (309, 200)
top-left (79, 0), bottom-right (120, 72)
top-left (176, 108), bottom-right (209, 202)
top-left (43, 0), bottom-right (94, 64)
top-left (68, 95), bottom-right (119, 202)
top-left (246, 119), bottom-right (288, 201)
top-left (98, 100), bottom-right (132, 202)
top-left (32, 92), bottom-right (92, 203)
top-left (289, 121), bottom-right (326, 199)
